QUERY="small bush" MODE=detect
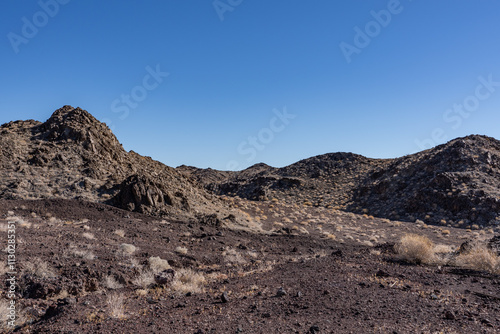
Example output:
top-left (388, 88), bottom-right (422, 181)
top-left (23, 260), bottom-right (57, 278)
top-left (395, 234), bottom-right (435, 264)
top-left (107, 293), bottom-right (126, 319)
top-left (104, 276), bottom-right (124, 290)
top-left (114, 229), bottom-right (126, 237)
top-left (120, 243), bottom-right (137, 255)
top-left (175, 246), bottom-right (188, 255)
top-left (170, 268), bottom-right (206, 294)
top-left (455, 245), bottom-right (499, 273)
top-left (132, 270), bottom-right (155, 288)
top-left (148, 256), bottom-right (171, 273)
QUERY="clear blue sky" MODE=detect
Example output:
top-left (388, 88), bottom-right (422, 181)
top-left (1, 1), bottom-right (500, 170)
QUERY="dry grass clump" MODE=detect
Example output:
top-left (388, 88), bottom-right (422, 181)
top-left (148, 256), bottom-right (171, 272)
top-left (454, 245), bottom-right (499, 273)
top-left (82, 232), bottom-right (95, 240)
top-left (69, 248), bottom-right (96, 260)
top-left (395, 234), bottom-right (436, 264)
top-left (114, 229), bottom-right (126, 237)
top-left (132, 270), bottom-right (155, 288)
top-left (170, 268), bottom-right (206, 294)
top-left (120, 243), bottom-right (137, 255)
top-left (107, 293), bottom-right (126, 319)
top-left (175, 246), bottom-right (188, 255)
top-left (23, 260), bottom-right (57, 278)
top-left (222, 248), bottom-right (246, 264)
top-left (104, 275), bottom-right (124, 290)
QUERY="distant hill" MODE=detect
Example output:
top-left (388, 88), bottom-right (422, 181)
top-left (179, 136), bottom-right (500, 229)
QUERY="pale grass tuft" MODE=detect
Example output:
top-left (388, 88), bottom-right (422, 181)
top-left (455, 245), bottom-right (499, 273)
top-left (395, 234), bottom-right (436, 265)
top-left (120, 243), bottom-right (137, 255)
top-left (148, 256), bottom-right (171, 272)
top-left (69, 248), bottom-right (96, 260)
top-left (23, 260), bottom-right (57, 278)
top-left (82, 232), bottom-right (95, 240)
top-left (114, 229), bottom-right (126, 237)
top-left (107, 293), bottom-right (126, 319)
top-left (170, 268), bottom-right (206, 294)
top-left (132, 270), bottom-right (155, 288)
top-left (222, 248), bottom-right (246, 264)
top-left (0, 299), bottom-right (29, 329)
top-left (175, 246), bottom-right (188, 255)
top-left (104, 276), bottom-right (124, 290)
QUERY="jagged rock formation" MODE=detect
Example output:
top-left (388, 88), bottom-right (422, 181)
top-left (179, 136), bottom-right (500, 228)
top-left (0, 106), bottom-right (238, 222)
top-left (2, 106), bottom-right (500, 229)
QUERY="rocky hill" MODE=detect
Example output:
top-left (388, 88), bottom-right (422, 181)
top-left (0, 106), bottom-right (249, 227)
top-left (179, 136), bottom-right (500, 229)
top-left (2, 106), bottom-right (499, 230)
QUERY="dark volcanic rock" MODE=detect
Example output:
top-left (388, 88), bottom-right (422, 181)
top-left (0, 106), bottom-right (243, 223)
top-left (180, 135), bottom-right (500, 228)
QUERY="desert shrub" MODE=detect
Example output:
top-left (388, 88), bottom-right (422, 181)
top-left (395, 234), bottom-right (435, 264)
top-left (455, 245), bottom-right (499, 273)
top-left (23, 260), bottom-right (57, 278)
top-left (107, 293), bottom-right (126, 319)
top-left (170, 268), bottom-right (206, 294)
top-left (82, 232), bottom-right (94, 240)
top-left (114, 229), bottom-right (126, 237)
top-left (148, 256), bottom-right (171, 272)
top-left (132, 270), bottom-right (155, 288)
top-left (104, 276), bottom-right (124, 290)
top-left (120, 243), bottom-right (136, 255)
top-left (175, 246), bottom-right (188, 255)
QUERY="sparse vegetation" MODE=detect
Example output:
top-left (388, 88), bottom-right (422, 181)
top-left (395, 234), bottom-right (435, 264)
top-left (170, 268), bottom-right (206, 294)
top-left (454, 244), bottom-right (499, 273)
top-left (120, 243), bottom-right (137, 255)
top-left (107, 293), bottom-right (126, 319)
top-left (148, 256), bottom-right (171, 272)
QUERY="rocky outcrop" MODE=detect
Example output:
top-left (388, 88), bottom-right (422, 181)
top-left (180, 135), bottom-right (500, 228)
top-left (0, 106), bottom-right (236, 222)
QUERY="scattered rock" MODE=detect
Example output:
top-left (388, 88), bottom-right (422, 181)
top-left (221, 292), bottom-right (229, 303)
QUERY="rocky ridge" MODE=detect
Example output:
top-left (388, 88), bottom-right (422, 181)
top-left (0, 106), bottom-right (252, 229)
top-left (179, 136), bottom-right (500, 229)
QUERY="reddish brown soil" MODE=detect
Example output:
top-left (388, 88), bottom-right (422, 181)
top-left (0, 199), bottom-right (498, 333)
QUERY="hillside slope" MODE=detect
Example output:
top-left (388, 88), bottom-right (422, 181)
top-left (0, 106), bottom-right (249, 227)
top-left (179, 136), bottom-right (500, 228)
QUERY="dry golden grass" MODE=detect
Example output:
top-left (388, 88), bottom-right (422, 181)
top-left (120, 243), bottom-right (137, 255)
top-left (148, 256), bottom-right (171, 272)
top-left (454, 245), bottom-right (499, 273)
top-left (170, 268), bottom-right (206, 294)
top-left (114, 229), bottom-right (126, 237)
top-left (175, 246), bottom-right (188, 255)
top-left (395, 234), bottom-right (435, 264)
top-left (132, 270), bottom-right (155, 288)
top-left (104, 275), bottom-right (124, 290)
